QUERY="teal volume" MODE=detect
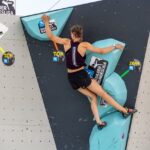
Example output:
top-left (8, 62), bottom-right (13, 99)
top-left (21, 8), bottom-right (73, 41)
top-left (86, 39), bottom-right (130, 150)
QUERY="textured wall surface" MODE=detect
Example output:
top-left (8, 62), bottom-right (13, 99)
top-left (127, 34), bottom-right (150, 150)
top-left (0, 14), bottom-right (56, 150)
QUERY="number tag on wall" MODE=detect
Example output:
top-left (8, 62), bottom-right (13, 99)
top-left (52, 50), bottom-right (65, 63)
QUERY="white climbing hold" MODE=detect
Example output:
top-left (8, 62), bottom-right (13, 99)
top-left (0, 23), bottom-right (8, 39)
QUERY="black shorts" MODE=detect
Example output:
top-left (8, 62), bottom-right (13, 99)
top-left (67, 69), bottom-right (92, 90)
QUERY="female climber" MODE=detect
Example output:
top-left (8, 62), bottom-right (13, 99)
top-left (42, 14), bottom-right (137, 130)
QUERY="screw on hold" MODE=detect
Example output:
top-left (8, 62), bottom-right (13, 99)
top-left (122, 133), bottom-right (125, 139)
top-left (0, 31), bottom-right (3, 35)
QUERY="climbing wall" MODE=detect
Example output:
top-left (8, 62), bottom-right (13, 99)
top-left (126, 34), bottom-right (150, 150)
top-left (21, 0), bottom-right (150, 149)
top-left (0, 14), bottom-right (57, 150)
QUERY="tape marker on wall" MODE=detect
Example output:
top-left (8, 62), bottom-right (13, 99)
top-left (0, 47), bottom-right (6, 54)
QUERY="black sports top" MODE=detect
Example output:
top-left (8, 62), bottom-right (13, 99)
top-left (65, 40), bottom-right (86, 69)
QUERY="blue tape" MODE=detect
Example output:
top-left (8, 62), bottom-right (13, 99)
top-left (84, 68), bottom-right (95, 78)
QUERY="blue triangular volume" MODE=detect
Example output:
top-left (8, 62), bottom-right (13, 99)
top-left (21, 8), bottom-right (73, 41)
